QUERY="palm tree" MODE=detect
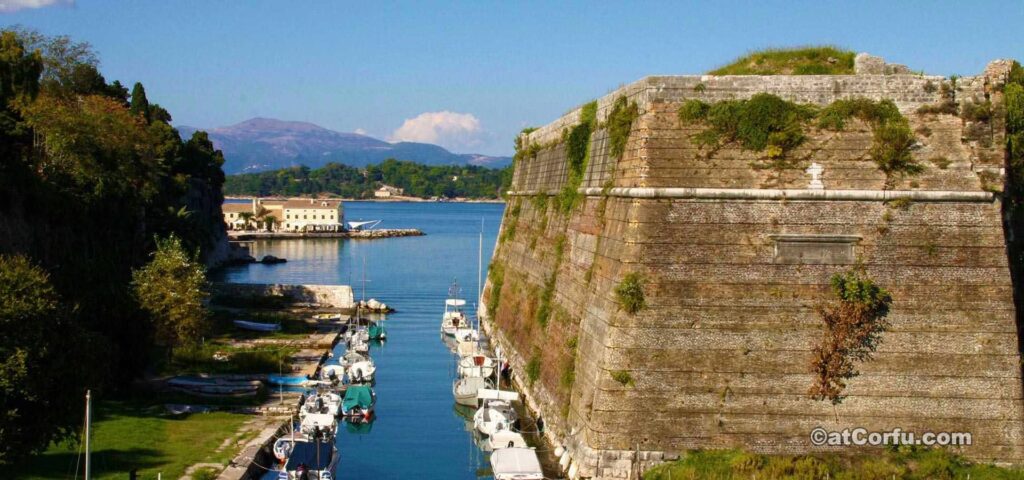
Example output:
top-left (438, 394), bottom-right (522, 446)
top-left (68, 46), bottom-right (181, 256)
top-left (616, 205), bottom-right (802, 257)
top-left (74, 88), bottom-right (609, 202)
top-left (263, 215), bottom-right (278, 232)
top-left (237, 212), bottom-right (255, 231)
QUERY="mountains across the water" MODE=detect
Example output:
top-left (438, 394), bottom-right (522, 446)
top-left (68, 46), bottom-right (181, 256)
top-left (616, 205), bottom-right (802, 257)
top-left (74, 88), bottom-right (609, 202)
top-left (177, 118), bottom-right (512, 174)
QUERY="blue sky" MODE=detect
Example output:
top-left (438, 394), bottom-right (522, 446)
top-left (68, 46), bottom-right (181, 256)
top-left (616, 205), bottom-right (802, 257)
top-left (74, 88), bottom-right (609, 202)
top-left (2, 0), bottom-right (1022, 156)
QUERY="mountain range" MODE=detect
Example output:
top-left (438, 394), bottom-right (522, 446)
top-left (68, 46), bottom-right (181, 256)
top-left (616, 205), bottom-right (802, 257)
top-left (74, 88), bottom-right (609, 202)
top-left (176, 117), bottom-right (511, 174)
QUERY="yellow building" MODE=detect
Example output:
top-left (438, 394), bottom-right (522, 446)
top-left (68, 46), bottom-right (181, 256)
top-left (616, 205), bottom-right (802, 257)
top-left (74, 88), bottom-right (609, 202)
top-left (282, 198), bottom-right (344, 232)
top-left (223, 198), bottom-right (342, 232)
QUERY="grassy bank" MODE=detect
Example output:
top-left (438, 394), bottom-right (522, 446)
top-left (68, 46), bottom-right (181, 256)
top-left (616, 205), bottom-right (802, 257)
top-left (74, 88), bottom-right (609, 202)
top-left (644, 448), bottom-right (1024, 480)
top-left (13, 401), bottom-right (249, 480)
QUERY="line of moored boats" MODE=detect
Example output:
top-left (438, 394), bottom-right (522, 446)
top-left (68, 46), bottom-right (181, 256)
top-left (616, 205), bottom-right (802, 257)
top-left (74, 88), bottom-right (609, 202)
top-left (268, 314), bottom-right (386, 480)
top-left (441, 281), bottom-right (545, 480)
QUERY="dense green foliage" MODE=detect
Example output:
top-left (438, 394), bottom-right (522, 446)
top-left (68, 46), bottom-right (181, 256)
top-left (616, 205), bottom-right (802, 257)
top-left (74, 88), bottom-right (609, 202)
top-left (810, 270), bottom-right (891, 404)
top-left (606, 95), bottom-right (639, 159)
top-left (132, 235), bottom-right (210, 353)
top-left (708, 46), bottom-right (857, 75)
top-left (1005, 63), bottom-right (1024, 336)
top-left (645, 447), bottom-right (1024, 480)
top-left (223, 158), bottom-right (510, 199)
top-left (0, 255), bottom-right (101, 463)
top-left (0, 29), bottom-right (226, 462)
top-left (680, 94), bottom-right (922, 180)
top-left (614, 272), bottom-right (646, 314)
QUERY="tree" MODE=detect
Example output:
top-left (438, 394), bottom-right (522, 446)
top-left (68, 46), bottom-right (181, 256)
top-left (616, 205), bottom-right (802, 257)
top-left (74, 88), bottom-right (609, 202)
top-left (263, 214), bottom-right (278, 232)
top-left (237, 211), bottom-right (255, 230)
top-left (0, 255), bottom-right (99, 464)
top-left (130, 82), bottom-right (150, 122)
top-left (131, 235), bottom-right (209, 355)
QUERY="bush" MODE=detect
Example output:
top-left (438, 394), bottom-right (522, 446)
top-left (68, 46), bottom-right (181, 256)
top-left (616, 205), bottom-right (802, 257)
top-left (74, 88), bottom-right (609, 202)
top-left (610, 370), bottom-right (633, 386)
top-left (678, 99), bottom-right (710, 124)
top-left (614, 272), bottom-right (646, 314)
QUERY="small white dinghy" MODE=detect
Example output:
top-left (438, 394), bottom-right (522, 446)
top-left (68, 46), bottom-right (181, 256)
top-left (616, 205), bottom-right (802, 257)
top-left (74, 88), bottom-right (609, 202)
top-left (490, 447), bottom-right (543, 480)
top-left (453, 376), bottom-right (492, 407)
top-left (486, 430), bottom-right (529, 451)
top-left (458, 354), bottom-right (495, 378)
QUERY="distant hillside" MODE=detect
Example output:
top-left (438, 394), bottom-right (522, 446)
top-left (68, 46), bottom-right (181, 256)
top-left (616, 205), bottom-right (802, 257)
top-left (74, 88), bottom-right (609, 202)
top-left (224, 159), bottom-right (512, 199)
top-left (177, 117), bottom-right (511, 174)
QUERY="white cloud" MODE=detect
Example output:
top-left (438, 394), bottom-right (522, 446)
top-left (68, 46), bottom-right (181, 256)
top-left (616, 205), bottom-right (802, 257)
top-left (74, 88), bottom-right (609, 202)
top-left (353, 128), bottom-right (368, 136)
top-left (0, 0), bottom-right (73, 13)
top-left (389, 111), bottom-right (485, 151)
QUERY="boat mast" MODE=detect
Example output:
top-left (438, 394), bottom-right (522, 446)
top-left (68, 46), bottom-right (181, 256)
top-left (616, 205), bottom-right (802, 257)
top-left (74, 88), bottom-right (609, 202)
top-left (477, 218), bottom-right (483, 336)
top-left (84, 390), bottom-right (91, 480)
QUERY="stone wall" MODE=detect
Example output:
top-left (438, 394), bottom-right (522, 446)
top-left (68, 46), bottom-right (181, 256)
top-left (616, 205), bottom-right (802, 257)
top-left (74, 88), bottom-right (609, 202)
top-left (212, 283), bottom-right (354, 309)
top-left (484, 59), bottom-right (1023, 478)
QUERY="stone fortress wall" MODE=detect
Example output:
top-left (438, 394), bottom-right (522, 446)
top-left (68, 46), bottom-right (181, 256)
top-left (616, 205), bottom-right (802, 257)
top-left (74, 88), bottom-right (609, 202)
top-left (481, 54), bottom-right (1024, 478)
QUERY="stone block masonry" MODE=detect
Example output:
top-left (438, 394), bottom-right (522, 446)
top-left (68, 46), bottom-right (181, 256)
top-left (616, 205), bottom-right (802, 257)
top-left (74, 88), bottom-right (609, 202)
top-left (483, 56), bottom-right (1024, 478)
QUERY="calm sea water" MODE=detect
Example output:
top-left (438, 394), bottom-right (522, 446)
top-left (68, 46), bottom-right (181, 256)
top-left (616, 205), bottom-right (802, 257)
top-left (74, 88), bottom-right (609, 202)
top-left (213, 201), bottom-right (504, 479)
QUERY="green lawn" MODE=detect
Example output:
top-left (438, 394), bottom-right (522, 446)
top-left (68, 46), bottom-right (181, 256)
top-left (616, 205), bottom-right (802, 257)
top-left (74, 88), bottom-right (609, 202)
top-left (13, 401), bottom-right (249, 480)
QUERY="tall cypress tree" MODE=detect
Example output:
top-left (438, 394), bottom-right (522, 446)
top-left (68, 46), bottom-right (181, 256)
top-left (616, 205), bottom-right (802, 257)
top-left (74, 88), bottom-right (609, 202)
top-left (129, 81), bottom-right (150, 122)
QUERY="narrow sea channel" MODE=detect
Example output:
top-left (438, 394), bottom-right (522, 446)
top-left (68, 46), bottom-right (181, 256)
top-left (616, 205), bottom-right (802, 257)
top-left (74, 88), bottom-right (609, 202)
top-left (211, 201), bottom-right (505, 479)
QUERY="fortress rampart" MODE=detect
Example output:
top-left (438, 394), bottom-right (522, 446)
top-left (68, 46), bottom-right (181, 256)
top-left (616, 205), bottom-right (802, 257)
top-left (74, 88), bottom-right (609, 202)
top-left (482, 57), bottom-right (1023, 478)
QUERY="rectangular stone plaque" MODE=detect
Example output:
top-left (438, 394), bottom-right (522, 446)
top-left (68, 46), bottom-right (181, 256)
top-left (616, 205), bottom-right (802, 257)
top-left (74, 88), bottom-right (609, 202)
top-left (770, 234), bottom-right (860, 265)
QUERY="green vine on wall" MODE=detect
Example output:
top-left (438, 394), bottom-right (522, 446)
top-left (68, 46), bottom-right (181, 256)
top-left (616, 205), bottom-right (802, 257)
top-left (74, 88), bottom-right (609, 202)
top-left (809, 269), bottom-right (892, 404)
top-left (535, 234), bottom-right (566, 327)
top-left (557, 101), bottom-right (598, 213)
top-left (486, 261), bottom-right (505, 319)
top-left (1004, 62), bottom-right (1024, 327)
top-left (607, 96), bottom-right (639, 159)
top-left (679, 94), bottom-right (922, 182)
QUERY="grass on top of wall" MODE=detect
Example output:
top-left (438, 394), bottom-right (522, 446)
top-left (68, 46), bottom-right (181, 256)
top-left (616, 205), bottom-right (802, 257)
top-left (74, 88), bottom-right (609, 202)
top-left (708, 46), bottom-right (856, 75)
top-left (645, 447), bottom-right (1024, 480)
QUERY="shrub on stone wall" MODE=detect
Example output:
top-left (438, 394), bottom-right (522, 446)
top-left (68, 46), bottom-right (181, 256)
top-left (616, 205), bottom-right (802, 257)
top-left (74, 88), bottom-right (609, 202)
top-left (614, 272), bottom-right (646, 314)
top-left (809, 269), bottom-right (892, 404)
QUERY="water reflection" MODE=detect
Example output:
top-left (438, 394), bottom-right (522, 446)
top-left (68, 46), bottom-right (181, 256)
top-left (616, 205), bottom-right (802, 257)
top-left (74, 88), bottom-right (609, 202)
top-left (222, 202), bottom-right (505, 480)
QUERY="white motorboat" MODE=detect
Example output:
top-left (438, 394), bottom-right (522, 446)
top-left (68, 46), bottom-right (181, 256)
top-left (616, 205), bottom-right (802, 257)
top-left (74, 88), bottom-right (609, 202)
top-left (299, 412), bottom-right (337, 439)
top-left (473, 398), bottom-right (518, 437)
top-left (490, 447), bottom-right (543, 480)
top-left (348, 335), bottom-right (369, 355)
top-left (320, 364), bottom-right (346, 382)
top-left (486, 430), bottom-right (529, 451)
top-left (300, 391), bottom-right (342, 418)
top-left (272, 436), bottom-right (339, 480)
top-left (347, 358), bottom-right (375, 383)
top-left (458, 354), bottom-right (495, 378)
top-left (453, 376), bottom-right (492, 407)
top-left (442, 280), bottom-right (468, 336)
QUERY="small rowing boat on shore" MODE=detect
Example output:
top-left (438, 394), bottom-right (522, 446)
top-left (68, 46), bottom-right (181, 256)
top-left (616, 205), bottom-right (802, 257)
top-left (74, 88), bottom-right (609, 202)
top-left (232, 319), bottom-right (281, 332)
top-left (267, 374), bottom-right (310, 386)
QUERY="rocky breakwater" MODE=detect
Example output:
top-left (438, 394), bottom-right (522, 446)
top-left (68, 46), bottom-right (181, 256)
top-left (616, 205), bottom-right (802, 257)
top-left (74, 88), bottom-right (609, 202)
top-left (228, 228), bottom-right (424, 240)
